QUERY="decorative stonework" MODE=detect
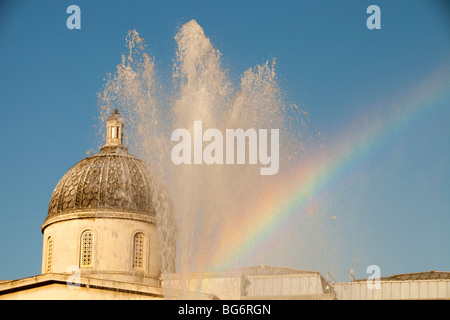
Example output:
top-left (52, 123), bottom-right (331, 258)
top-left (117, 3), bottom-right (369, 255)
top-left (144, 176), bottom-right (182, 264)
top-left (46, 152), bottom-right (158, 218)
top-left (46, 237), bottom-right (53, 273)
top-left (80, 230), bottom-right (94, 267)
top-left (133, 232), bottom-right (145, 269)
top-left (46, 108), bottom-right (161, 219)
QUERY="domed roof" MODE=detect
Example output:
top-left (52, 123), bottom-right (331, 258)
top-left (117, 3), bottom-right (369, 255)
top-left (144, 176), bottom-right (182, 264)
top-left (47, 152), bottom-right (157, 218)
top-left (45, 109), bottom-right (160, 220)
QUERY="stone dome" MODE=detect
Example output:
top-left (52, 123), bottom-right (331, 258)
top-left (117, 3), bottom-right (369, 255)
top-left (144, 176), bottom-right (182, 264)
top-left (45, 109), bottom-right (159, 221)
top-left (40, 109), bottom-right (177, 278)
top-left (46, 152), bottom-right (157, 218)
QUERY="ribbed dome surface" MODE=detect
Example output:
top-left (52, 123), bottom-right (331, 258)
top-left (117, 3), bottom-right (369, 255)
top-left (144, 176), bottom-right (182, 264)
top-left (47, 151), bottom-right (157, 218)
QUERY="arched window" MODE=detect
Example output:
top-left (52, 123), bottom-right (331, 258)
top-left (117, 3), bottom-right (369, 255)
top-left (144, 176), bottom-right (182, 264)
top-left (46, 236), bottom-right (53, 273)
top-left (80, 230), bottom-right (94, 267)
top-left (133, 232), bottom-right (145, 269)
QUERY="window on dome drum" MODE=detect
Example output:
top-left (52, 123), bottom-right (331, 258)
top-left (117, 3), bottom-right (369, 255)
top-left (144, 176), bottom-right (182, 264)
top-left (46, 236), bottom-right (53, 273)
top-left (133, 232), bottom-right (145, 269)
top-left (80, 230), bottom-right (94, 267)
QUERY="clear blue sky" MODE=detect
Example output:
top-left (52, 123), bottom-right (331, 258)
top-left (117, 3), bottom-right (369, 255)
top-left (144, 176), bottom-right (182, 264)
top-left (0, 0), bottom-right (449, 281)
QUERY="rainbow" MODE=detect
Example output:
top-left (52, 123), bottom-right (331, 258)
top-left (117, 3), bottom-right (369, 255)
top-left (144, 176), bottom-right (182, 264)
top-left (205, 61), bottom-right (450, 272)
